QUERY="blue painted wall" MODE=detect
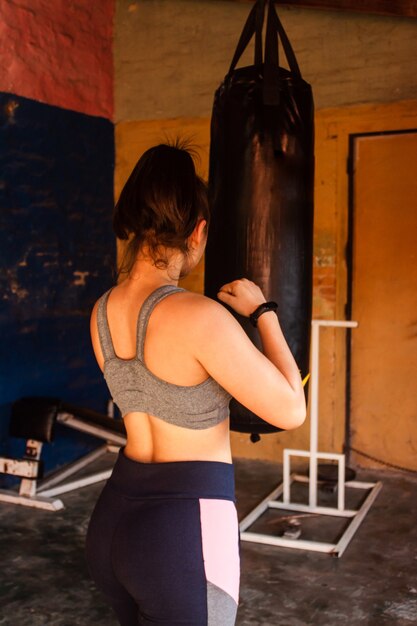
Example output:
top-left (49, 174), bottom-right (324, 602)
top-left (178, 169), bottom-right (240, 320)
top-left (0, 92), bottom-right (116, 478)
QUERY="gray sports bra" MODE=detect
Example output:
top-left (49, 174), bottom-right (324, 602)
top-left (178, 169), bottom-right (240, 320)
top-left (96, 284), bottom-right (232, 429)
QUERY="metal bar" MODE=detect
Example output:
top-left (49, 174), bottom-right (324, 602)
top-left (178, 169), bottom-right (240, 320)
top-left (18, 440), bottom-right (43, 496)
top-left (57, 413), bottom-right (126, 446)
top-left (292, 474), bottom-right (376, 489)
top-left (309, 321), bottom-right (320, 507)
top-left (0, 489), bottom-right (64, 511)
top-left (338, 454), bottom-right (345, 511)
top-left (40, 470), bottom-right (112, 498)
top-left (271, 501), bottom-right (357, 517)
top-left (37, 445), bottom-right (108, 492)
top-left (0, 457), bottom-right (40, 479)
top-left (284, 450), bottom-right (348, 509)
top-left (239, 482), bottom-right (285, 532)
top-left (334, 481), bottom-right (383, 557)
top-left (19, 478), bottom-right (37, 497)
top-left (287, 450), bottom-right (348, 460)
top-left (308, 321), bottom-right (357, 510)
top-left (283, 449), bottom-right (291, 504)
top-left (236, 318), bottom-right (381, 558)
top-left (315, 320), bottom-right (358, 328)
top-left (286, 449), bottom-right (310, 457)
top-left (343, 480), bottom-right (377, 489)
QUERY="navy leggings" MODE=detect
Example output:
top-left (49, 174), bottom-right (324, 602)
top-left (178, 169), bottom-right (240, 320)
top-left (85, 449), bottom-right (241, 625)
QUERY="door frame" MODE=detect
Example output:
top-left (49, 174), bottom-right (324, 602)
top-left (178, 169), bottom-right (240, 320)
top-left (345, 127), bottom-right (417, 464)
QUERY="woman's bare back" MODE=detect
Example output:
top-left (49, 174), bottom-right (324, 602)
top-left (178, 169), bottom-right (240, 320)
top-left (90, 281), bottom-right (233, 464)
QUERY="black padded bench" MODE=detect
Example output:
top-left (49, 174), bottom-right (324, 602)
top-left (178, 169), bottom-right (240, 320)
top-left (0, 396), bottom-right (126, 511)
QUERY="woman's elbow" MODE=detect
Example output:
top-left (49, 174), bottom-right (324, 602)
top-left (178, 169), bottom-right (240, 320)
top-left (272, 399), bottom-right (307, 431)
top-left (286, 405), bottom-right (307, 430)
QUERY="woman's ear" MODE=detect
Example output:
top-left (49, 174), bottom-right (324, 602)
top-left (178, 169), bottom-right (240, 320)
top-left (190, 218), bottom-right (207, 247)
top-left (196, 218), bottom-right (207, 241)
top-left (188, 218), bottom-right (207, 251)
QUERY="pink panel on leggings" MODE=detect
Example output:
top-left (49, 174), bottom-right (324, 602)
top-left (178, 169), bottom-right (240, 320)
top-left (199, 499), bottom-right (240, 605)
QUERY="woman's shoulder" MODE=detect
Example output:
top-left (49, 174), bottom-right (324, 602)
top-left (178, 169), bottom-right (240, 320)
top-left (175, 289), bottom-right (231, 319)
top-left (176, 289), bottom-right (238, 343)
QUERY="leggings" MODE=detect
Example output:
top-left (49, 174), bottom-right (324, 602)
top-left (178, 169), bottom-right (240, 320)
top-left (85, 448), bottom-right (241, 625)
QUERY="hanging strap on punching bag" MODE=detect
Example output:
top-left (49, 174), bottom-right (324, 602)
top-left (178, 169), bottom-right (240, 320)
top-left (227, 0), bottom-right (265, 75)
top-left (264, 0), bottom-right (302, 105)
top-left (227, 0), bottom-right (302, 106)
top-left (264, 0), bottom-right (280, 105)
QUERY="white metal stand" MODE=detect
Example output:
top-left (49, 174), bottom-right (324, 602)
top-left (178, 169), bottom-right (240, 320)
top-left (239, 319), bottom-right (382, 557)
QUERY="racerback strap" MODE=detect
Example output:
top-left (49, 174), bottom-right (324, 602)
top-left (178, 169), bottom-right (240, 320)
top-left (136, 284), bottom-right (185, 361)
top-left (96, 284), bottom-right (186, 363)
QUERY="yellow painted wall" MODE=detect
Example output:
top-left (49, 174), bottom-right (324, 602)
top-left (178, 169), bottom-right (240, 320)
top-left (115, 98), bottom-right (417, 467)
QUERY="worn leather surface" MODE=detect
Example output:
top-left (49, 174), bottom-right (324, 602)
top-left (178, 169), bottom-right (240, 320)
top-left (205, 0), bottom-right (314, 435)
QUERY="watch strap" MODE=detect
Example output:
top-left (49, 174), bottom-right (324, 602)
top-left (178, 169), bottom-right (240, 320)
top-left (249, 301), bottom-right (278, 327)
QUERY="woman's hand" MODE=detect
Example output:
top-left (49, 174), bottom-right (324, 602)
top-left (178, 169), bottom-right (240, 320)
top-left (217, 278), bottom-right (267, 317)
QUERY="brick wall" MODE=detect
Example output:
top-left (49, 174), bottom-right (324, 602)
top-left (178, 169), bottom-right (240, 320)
top-left (0, 0), bottom-right (113, 119)
top-left (0, 0), bottom-right (116, 476)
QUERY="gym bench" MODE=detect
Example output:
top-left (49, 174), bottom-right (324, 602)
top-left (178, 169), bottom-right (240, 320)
top-left (0, 396), bottom-right (126, 511)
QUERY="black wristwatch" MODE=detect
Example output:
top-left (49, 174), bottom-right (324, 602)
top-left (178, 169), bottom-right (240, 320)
top-left (249, 301), bottom-right (278, 327)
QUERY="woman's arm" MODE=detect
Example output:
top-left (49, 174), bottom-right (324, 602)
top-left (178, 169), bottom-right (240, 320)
top-left (193, 295), bottom-right (306, 431)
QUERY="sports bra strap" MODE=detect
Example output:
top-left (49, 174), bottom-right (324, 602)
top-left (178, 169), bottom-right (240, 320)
top-left (136, 284), bottom-right (186, 361)
top-left (96, 288), bottom-right (116, 361)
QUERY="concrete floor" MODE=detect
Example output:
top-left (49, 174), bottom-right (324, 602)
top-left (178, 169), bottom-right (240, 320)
top-left (0, 454), bottom-right (416, 625)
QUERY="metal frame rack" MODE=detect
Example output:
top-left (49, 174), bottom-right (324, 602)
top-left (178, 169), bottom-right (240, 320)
top-left (239, 319), bottom-right (382, 557)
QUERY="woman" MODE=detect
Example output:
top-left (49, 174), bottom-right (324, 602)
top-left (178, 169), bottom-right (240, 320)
top-left (85, 139), bottom-right (306, 626)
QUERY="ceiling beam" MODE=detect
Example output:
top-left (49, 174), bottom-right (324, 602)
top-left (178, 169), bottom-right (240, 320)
top-left (232, 1), bottom-right (417, 19)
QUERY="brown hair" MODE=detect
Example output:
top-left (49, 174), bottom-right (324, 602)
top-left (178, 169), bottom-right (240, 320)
top-left (113, 136), bottom-right (210, 281)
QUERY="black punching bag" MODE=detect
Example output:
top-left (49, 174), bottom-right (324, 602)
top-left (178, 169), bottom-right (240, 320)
top-left (204, 0), bottom-right (314, 437)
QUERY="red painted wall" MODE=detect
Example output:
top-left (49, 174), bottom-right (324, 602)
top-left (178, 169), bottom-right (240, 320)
top-left (0, 0), bottom-right (113, 120)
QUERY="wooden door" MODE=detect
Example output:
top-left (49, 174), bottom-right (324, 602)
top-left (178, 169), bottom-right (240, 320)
top-left (350, 131), bottom-right (417, 470)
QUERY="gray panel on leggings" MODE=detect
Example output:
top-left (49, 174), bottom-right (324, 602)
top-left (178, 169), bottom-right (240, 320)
top-left (207, 580), bottom-right (238, 626)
